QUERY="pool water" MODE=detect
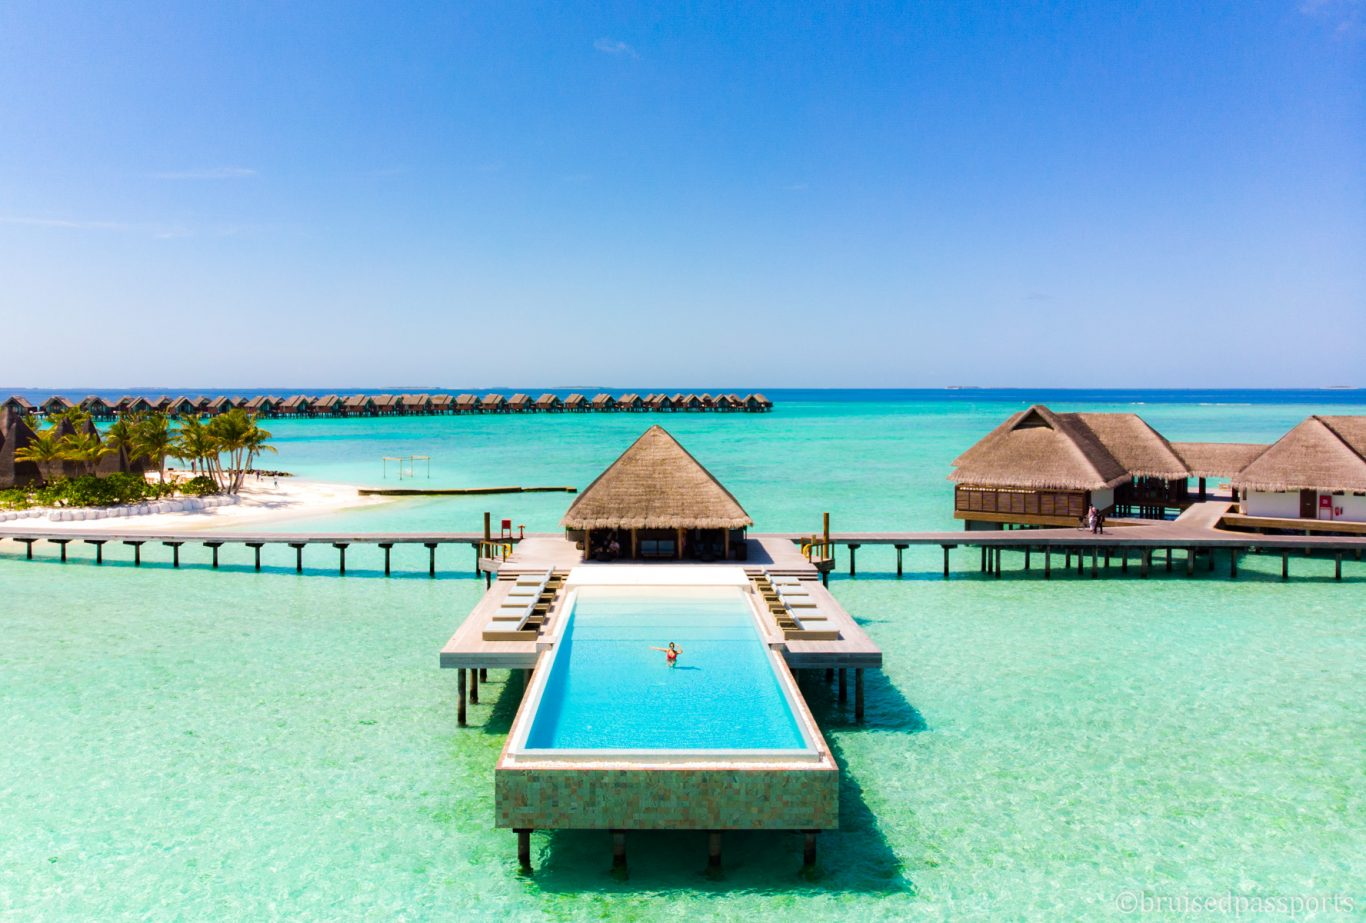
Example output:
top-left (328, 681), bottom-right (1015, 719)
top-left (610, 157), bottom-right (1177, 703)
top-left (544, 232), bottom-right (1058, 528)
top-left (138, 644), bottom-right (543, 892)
top-left (524, 587), bottom-right (807, 751)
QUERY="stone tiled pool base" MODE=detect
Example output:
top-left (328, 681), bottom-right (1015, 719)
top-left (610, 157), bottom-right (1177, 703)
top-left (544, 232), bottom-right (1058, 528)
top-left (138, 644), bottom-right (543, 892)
top-left (495, 761), bottom-right (839, 830)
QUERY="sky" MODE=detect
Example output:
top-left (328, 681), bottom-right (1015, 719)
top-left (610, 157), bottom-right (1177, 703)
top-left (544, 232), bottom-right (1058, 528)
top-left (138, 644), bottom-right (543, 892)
top-left (0, 1), bottom-right (1362, 389)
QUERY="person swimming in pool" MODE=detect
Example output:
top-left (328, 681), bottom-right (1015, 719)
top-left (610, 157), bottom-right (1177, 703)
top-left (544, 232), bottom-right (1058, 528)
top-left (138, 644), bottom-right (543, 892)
top-left (651, 642), bottom-right (682, 666)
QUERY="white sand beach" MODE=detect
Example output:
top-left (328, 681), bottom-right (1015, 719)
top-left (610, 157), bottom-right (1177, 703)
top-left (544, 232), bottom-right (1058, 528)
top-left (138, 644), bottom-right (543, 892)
top-left (0, 471), bottom-right (387, 534)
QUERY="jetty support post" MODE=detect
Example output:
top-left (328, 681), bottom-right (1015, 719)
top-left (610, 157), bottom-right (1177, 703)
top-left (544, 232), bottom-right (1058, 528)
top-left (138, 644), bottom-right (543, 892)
top-left (838, 668), bottom-right (848, 703)
top-left (1024, 546), bottom-right (1030, 571)
top-left (822, 512), bottom-right (831, 587)
top-left (708, 831), bottom-right (722, 870)
top-left (994, 547), bottom-right (1001, 579)
top-left (164, 541), bottom-right (183, 568)
top-left (206, 541), bottom-right (223, 569)
top-left (1044, 546), bottom-right (1051, 579)
top-left (942, 545), bottom-right (952, 579)
top-left (1141, 549), bottom-right (1150, 578)
top-left (86, 539), bottom-right (106, 564)
top-left (457, 668), bottom-right (467, 726)
top-left (1186, 548), bottom-right (1194, 577)
top-left (855, 668), bottom-right (865, 721)
top-left (516, 829), bottom-right (532, 873)
top-left (470, 665), bottom-right (479, 704)
top-left (1281, 551), bottom-right (1288, 581)
top-left (247, 542), bottom-right (264, 571)
top-left (1121, 549), bottom-right (1128, 574)
top-left (51, 538), bottom-right (70, 562)
top-left (124, 540), bottom-right (144, 567)
top-left (426, 542), bottom-right (438, 578)
top-left (380, 542), bottom-right (393, 575)
top-left (290, 542), bottom-right (305, 573)
top-left (334, 542), bottom-right (348, 575)
top-left (1335, 553), bottom-right (1342, 581)
top-left (803, 831), bottom-right (818, 869)
top-left (1230, 549), bottom-right (1238, 579)
top-left (19, 538), bottom-right (35, 559)
top-left (1091, 547), bottom-right (1098, 579)
top-left (848, 543), bottom-right (859, 577)
top-left (1165, 548), bottom-right (1173, 572)
top-left (895, 544), bottom-right (907, 578)
top-left (612, 831), bottom-right (627, 870)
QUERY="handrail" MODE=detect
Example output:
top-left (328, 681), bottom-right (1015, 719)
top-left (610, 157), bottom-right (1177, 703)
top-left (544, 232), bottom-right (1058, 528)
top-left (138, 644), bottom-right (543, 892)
top-left (478, 540), bottom-right (513, 560)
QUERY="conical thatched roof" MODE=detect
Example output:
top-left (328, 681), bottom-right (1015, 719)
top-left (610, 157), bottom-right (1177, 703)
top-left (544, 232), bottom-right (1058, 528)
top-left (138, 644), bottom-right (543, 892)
top-left (1233, 416), bottom-right (1366, 492)
top-left (0, 407), bottom-right (42, 488)
top-left (950, 405), bottom-right (1131, 490)
top-left (1171, 442), bottom-right (1267, 479)
top-left (562, 425), bottom-right (752, 530)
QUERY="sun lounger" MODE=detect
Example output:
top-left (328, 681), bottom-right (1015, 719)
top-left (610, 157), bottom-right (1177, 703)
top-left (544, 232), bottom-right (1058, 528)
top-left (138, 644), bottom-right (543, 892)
top-left (769, 575), bottom-right (802, 586)
top-left (782, 595), bottom-right (818, 608)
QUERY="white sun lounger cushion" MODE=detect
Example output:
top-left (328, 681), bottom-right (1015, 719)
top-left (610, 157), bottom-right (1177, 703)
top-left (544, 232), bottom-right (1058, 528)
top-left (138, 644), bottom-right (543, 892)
top-left (506, 585), bottom-right (542, 597)
top-left (784, 596), bottom-right (819, 608)
top-left (769, 575), bottom-right (802, 585)
top-left (777, 586), bottom-right (810, 597)
top-left (515, 571), bottom-right (551, 585)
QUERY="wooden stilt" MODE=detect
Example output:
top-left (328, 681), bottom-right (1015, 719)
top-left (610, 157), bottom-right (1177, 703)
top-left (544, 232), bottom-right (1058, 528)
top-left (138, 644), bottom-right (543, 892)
top-left (380, 543), bottom-right (393, 575)
top-left (1335, 553), bottom-right (1342, 581)
top-left (165, 541), bottom-right (182, 567)
top-left (1091, 547), bottom-right (1098, 579)
top-left (980, 546), bottom-right (987, 572)
top-left (248, 542), bottom-right (263, 571)
top-left (994, 547), bottom-right (1001, 578)
top-left (895, 544), bottom-right (906, 578)
top-left (426, 542), bottom-right (438, 577)
top-left (1077, 548), bottom-right (1083, 576)
top-left (334, 542), bottom-right (348, 575)
top-left (290, 542), bottom-right (305, 573)
top-left (1065, 549), bottom-right (1071, 569)
top-left (848, 544), bottom-right (859, 576)
top-left (1045, 546), bottom-right (1051, 579)
top-left (612, 831), bottom-right (627, 870)
top-left (207, 541), bottom-right (222, 568)
top-left (825, 667), bottom-right (834, 684)
top-left (88, 539), bottom-right (105, 564)
top-left (1281, 551), bottom-right (1288, 580)
top-left (943, 545), bottom-right (951, 579)
top-left (53, 539), bottom-right (69, 561)
top-left (855, 668), bottom-right (865, 721)
top-left (457, 669), bottom-right (467, 726)
top-left (1141, 550), bottom-right (1150, 578)
top-left (1207, 548), bottom-right (1215, 572)
top-left (1024, 546), bottom-right (1031, 570)
top-left (708, 831), bottom-right (722, 869)
top-left (803, 831), bottom-right (818, 868)
top-left (1165, 548), bottom-right (1172, 572)
top-left (20, 538), bottom-right (34, 559)
top-left (470, 667), bottom-right (479, 705)
top-left (1121, 549), bottom-right (1128, 574)
top-left (125, 541), bottom-right (143, 566)
top-left (1186, 549), bottom-right (1194, 576)
top-left (1230, 550), bottom-right (1237, 579)
top-left (838, 668), bottom-right (848, 703)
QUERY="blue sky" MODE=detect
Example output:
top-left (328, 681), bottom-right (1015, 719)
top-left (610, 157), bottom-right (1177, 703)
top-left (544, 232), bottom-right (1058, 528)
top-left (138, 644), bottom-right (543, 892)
top-left (1, 2), bottom-right (1362, 388)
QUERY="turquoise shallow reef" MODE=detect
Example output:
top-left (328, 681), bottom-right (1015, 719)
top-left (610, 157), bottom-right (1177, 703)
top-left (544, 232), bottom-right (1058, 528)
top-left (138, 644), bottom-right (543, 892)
top-left (2, 391), bottom-right (1363, 920)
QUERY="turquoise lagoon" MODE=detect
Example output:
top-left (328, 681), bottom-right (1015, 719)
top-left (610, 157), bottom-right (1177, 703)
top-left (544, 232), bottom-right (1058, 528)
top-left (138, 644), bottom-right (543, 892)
top-left (1, 391), bottom-right (1363, 920)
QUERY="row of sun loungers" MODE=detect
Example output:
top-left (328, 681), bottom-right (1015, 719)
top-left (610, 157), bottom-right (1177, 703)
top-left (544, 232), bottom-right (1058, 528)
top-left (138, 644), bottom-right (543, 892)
top-left (753, 572), bottom-right (841, 641)
top-left (483, 569), bottom-right (565, 641)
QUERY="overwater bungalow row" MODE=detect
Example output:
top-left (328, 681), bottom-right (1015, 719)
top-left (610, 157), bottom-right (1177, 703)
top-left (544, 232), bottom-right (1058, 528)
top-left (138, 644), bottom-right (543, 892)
top-left (953, 405), bottom-right (1366, 532)
top-left (9, 391), bottom-right (774, 421)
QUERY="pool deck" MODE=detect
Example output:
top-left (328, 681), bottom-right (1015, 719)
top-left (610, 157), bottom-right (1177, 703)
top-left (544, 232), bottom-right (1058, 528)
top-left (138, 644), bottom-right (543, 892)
top-left (441, 536), bottom-right (883, 674)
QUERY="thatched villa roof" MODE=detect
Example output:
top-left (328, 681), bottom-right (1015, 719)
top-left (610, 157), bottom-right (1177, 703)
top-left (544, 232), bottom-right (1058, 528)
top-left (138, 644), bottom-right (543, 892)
top-left (1067, 413), bottom-right (1189, 481)
top-left (535, 393), bottom-right (561, 408)
top-left (1233, 416), bottom-right (1366, 493)
top-left (564, 393), bottom-right (587, 407)
top-left (562, 425), bottom-right (752, 531)
top-left (4, 395), bottom-right (35, 414)
top-left (950, 405), bottom-right (1131, 490)
top-left (43, 395), bottom-right (74, 414)
top-left (0, 408), bottom-right (42, 488)
top-left (1171, 442), bottom-right (1267, 479)
top-left (591, 393), bottom-right (615, 408)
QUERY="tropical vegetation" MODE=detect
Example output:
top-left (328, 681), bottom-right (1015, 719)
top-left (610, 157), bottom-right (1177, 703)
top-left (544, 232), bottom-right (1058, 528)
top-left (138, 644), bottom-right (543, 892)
top-left (4, 407), bottom-right (276, 509)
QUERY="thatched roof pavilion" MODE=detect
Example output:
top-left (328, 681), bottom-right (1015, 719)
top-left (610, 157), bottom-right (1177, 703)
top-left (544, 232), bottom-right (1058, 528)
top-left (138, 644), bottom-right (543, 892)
top-left (481, 393), bottom-right (507, 412)
top-left (454, 394), bottom-right (479, 412)
top-left (951, 405), bottom-right (1131, 492)
top-left (563, 425), bottom-right (751, 560)
top-left (0, 407), bottom-right (42, 488)
top-left (535, 393), bottom-right (562, 411)
top-left (591, 393), bottom-right (616, 410)
top-left (42, 395), bottom-right (74, 416)
top-left (508, 393), bottom-right (533, 411)
top-left (564, 393), bottom-right (588, 412)
top-left (431, 394), bottom-right (455, 413)
top-left (1233, 416), bottom-right (1366, 494)
top-left (1171, 442), bottom-right (1267, 479)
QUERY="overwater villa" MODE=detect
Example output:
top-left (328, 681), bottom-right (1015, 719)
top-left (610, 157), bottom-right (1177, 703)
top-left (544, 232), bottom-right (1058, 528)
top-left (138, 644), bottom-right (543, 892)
top-left (563, 393), bottom-right (588, 412)
top-left (1230, 415), bottom-right (1366, 527)
top-left (507, 393), bottom-right (533, 413)
top-left (2, 395), bottom-right (35, 417)
top-left (534, 393), bottom-right (562, 412)
top-left (481, 393), bottom-right (507, 413)
top-left (954, 405), bottom-right (1366, 534)
top-left (590, 392), bottom-right (616, 411)
top-left (42, 395), bottom-right (74, 416)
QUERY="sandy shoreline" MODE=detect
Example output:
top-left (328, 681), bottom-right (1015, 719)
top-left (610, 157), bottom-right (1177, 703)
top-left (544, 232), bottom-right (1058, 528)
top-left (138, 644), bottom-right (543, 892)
top-left (0, 471), bottom-right (388, 534)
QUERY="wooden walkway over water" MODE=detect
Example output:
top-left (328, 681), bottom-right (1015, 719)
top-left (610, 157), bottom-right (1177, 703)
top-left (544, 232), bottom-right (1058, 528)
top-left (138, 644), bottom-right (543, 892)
top-left (1, 503), bottom-right (1362, 579)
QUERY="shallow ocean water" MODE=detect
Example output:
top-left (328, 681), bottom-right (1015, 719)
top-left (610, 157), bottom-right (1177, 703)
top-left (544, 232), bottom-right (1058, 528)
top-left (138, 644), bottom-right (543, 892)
top-left (2, 392), bottom-right (1363, 920)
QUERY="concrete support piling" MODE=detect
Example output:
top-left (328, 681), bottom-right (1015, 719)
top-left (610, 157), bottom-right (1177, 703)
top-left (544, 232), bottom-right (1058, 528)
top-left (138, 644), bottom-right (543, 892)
top-left (516, 829), bottom-right (532, 873)
top-left (165, 541), bottom-right (183, 568)
top-left (87, 539), bottom-right (105, 564)
top-left (334, 543), bottom-right (348, 575)
top-left (612, 831), bottom-right (627, 870)
top-left (380, 543), bottom-right (393, 575)
top-left (838, 668), bottom-right (848, 703)
top-left (847, 544), bottom-right (859, 576)
top-left (803, 831), bottom-right (818, 868)
top-left (708, 831), bottom-right (722, 869)
top-left (470, 666), bottom-right (479, 704)
top-left (207, 541), bottom-right (222, 568)
top-left (290, 542), bottom-right (305, 573)
top-left (457, 669), bottom-right (467, 726)
top-left (895, 544), bottom-right (906, 578)
top-left (426, 542), bottom-right (438, 577)
top-left (248, 542), bottom-right (263, 571)
top-left (1282, 551), bottom-right (1289, 580)
top-left (53, 539), bottom-right (69, 562)
top-left (855, 668), bottom-right (865, 721)
top-left (125, 541), bottom-right (143, 566)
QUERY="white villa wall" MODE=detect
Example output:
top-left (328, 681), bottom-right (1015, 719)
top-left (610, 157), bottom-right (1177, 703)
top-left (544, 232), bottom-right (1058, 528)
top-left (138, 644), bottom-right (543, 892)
top-left (1093, 487), bottom-right (1115, 511)
top-left (1243, 490), bottom-right (1366, 523)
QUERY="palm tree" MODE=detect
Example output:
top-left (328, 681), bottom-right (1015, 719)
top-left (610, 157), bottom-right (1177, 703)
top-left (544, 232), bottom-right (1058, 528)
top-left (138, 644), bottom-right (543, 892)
top-left (59, 430), bottom-right (112, 476)
top-left (103, 417), bottom-right (143, 470)
top-left (240, 419), bottom-right (277, 490)
top-left (206, 409), bottom-right (275, 493)
top-left (132, 412), bottom-right (175, 483)
top-left (14, 429), bottom-right (67, 483)
top-left (172, 416), bottom-right (222, 489)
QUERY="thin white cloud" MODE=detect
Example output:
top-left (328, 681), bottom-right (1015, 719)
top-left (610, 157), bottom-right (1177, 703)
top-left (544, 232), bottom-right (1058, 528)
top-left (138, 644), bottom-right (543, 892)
top-left (151, 166), bottom-right (257, 180)
top-left (1300, 0), bottom-right (1364, 39)
top-left (594, 37), bottom-right (639, 59)
top-left (0, 215), bottom-right (192, 238)
top-left (784, 182), bottom-right (809, 192)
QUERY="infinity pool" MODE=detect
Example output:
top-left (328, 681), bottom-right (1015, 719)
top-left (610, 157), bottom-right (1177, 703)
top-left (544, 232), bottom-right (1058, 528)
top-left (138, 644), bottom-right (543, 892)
top-left (522, 584), bottom-right (808, 753)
